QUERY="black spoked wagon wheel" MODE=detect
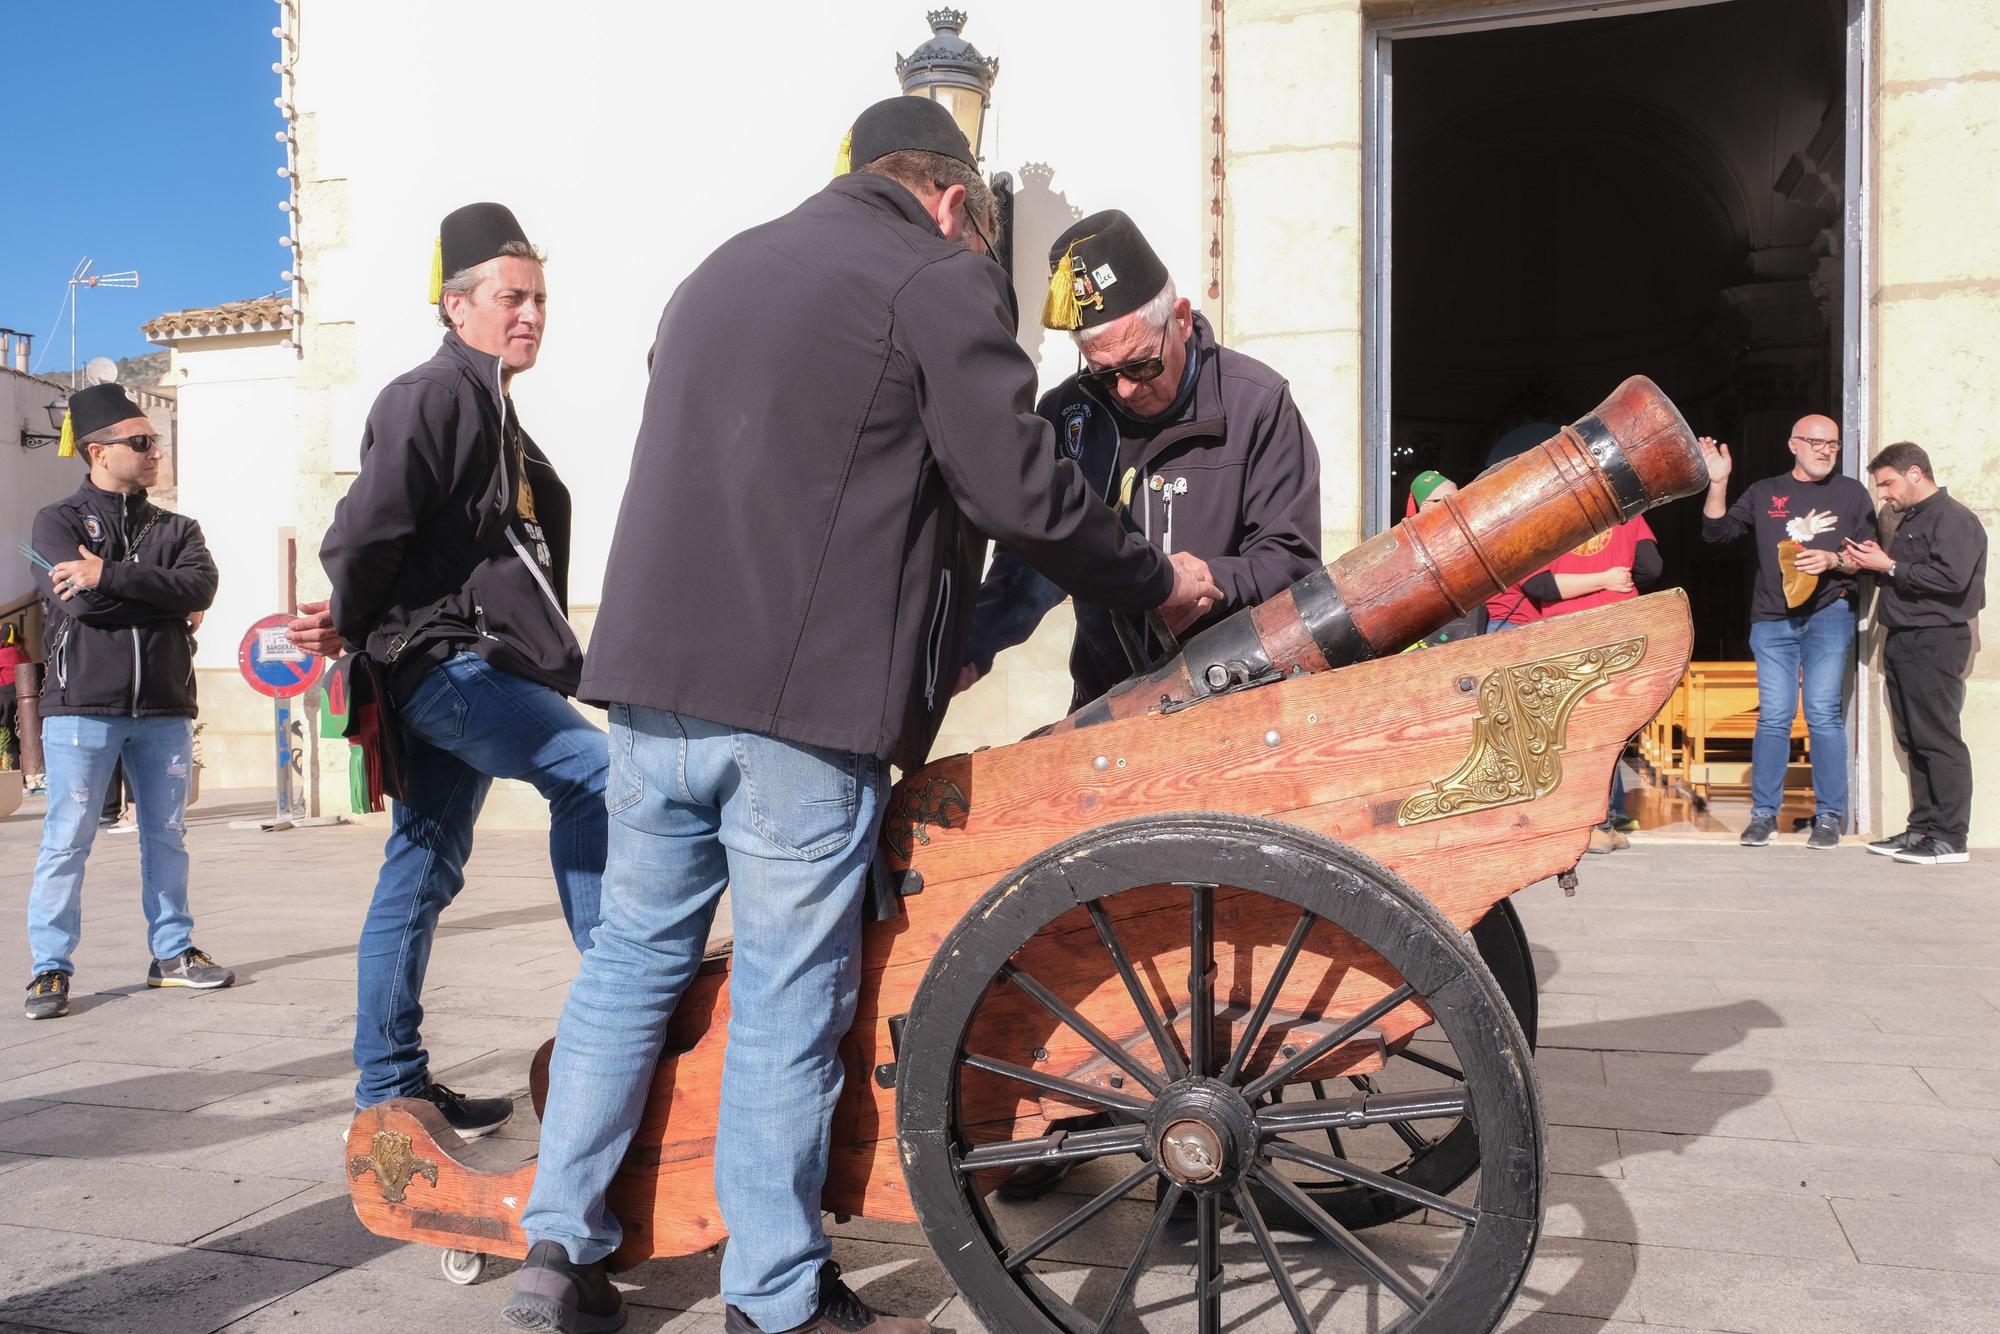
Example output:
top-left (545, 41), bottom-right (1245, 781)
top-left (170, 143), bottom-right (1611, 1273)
top-left (897, 813), bottom-right (1543, 1334)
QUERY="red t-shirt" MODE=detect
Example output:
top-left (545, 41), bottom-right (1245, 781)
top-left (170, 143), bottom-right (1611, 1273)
top-left (0, 644), bottom-right (26, 688)
top-left (1539, 516), bottom-right (1656, 618)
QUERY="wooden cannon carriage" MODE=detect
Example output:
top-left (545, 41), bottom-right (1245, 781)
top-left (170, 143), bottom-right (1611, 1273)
top-left (344, 378), bottom-right (1708, 1332)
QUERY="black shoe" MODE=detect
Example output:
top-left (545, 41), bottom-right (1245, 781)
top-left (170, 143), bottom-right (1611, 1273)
top-left (24, 970), bottom-right (70, 1020)
top-left (146, 946), bottom-right (234, 989)
top-left (724, 1262), bottom-right (932, 1333)
top-left (1867, 829), bottom-right (1924, 857)
top-left (1739, 816), bottom-right (1777, 847)
top-left (501, 1240), bottom-right (626, 1333)
top-left (419, 1081), bottom-right (513, 1139)
top-left (1890, 835), bottom-right (1970, 866)
top-left (1806, 815), bottom-right (1842, 850)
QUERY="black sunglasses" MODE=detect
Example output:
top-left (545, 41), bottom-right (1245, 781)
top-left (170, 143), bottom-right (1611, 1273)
top-left (1078, 317), bottom-right (1174, 393)
top-left (96, 434), bottom-right (161, 452)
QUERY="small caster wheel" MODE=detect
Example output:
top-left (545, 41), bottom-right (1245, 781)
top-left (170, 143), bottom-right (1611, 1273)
top-left (441, 1248), bottom-right (486, 1285)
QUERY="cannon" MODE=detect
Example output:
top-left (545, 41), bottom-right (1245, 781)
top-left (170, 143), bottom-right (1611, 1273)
top-left (344, 376), bottom-right (1706, 1331)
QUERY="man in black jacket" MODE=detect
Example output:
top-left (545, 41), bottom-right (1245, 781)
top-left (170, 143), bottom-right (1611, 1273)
top-left (1700, 419), bottom-right (1877, 849)
top-left (23, 382), bottom-right (228, 1021)
top-left (288, 203), bottom-right (608, 1139)
top-left (962, 209), bottom-right (1322, 709)
top-left (505, 100), bottom-right (1219, 1334)
top-left (1844, 441), bottom-right (1988, 864)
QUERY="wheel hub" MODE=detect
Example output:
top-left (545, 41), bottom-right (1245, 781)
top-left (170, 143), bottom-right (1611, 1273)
top-left (1148, 1078), bottom-right (1257, 1191)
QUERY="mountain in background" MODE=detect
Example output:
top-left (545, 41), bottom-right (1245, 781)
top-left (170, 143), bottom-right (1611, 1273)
top-left (117, 350), bottom-right (168, 387)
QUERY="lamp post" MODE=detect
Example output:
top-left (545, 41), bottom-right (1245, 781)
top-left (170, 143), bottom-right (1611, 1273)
top-left (19, 397), bottom-right (68, 449)
top-left (897, 9), bottom-right (1011, 275)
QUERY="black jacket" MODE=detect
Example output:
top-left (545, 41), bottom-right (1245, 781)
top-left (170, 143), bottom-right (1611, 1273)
top-left (32, 481), bottom-right (217, 719)
top-left (1702, 471), bottom-right (1878, 621)
top-left (581, 174), bottom-right (1174, 771)
top-left (1879, 487), bottom-right (1987, 629)
top-left (966, 312), bottom-right (1322, 706)
top-left (321, 333), bottom-right (581, 703)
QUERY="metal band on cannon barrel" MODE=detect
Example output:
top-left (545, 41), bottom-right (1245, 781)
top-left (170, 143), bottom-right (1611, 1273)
top-left (1572, 413), bottom-right (1648, 521)
top-left (1291, 568), bottom-right (1376, 666)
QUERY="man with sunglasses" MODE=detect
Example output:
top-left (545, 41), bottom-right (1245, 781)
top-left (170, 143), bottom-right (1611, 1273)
top-left (1699, 415), bottom-right (1877, 849)
top-left (23, 382), bottom-right (229, 1021)
top-left (963, 209), bottom-right (1322, 710)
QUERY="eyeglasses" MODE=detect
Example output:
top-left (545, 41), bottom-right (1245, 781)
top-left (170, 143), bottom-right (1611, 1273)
top-left (94, 434), bottom-right (161, 453)
top-left (1791, 435), bottom-right (1840, 452)
top-left (1078, 318), bottom-right (1174, 393)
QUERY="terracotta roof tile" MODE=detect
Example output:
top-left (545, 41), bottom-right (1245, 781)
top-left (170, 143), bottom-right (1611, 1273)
top-left (142, 297), bottom-right (293, 340)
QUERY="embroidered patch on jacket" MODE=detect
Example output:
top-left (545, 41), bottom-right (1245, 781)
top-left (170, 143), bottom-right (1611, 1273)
top-left (83, 515), bottom-right (104, 543)
top-left (1062, 403), bottom-right (1091, 459)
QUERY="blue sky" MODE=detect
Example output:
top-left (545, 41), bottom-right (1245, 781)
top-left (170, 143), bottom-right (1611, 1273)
top-left (3, 2), bottom-right (283, 371)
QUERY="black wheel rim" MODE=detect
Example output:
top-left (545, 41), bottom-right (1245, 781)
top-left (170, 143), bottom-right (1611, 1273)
top-left (896, 813), bottom-right (1543, 1334)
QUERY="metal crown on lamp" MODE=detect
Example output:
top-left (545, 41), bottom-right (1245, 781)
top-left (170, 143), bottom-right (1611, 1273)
top-left (895, 9), bottom-right (1012, 275)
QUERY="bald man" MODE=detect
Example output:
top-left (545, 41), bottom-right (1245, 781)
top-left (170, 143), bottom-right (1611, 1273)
top-left (1700, 415), bottom-right (1878, 849)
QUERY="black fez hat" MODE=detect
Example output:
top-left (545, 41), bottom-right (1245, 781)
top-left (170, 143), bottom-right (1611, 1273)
top-left (1042, 209), bottom-right (1171, 331)
top-left (59, 383), bottom-right (148, 457)
top-left (427, 202), bottom-right (533, 304)
top-left (835, 95), bottom-right (976, 176)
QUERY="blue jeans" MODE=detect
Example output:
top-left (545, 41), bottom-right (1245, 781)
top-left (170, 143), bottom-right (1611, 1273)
top-left (28, 714), bottom-right (197, 976)
top-left (353, 652), bottom-right (608, 1106)
top-left (1747, 600), bottom-right (1853, 822)
top-left (521, 706), bottom-right (886, 1331)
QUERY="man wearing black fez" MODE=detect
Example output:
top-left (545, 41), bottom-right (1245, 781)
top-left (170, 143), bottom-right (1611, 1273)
top-left (962, 208), bottom-right (1324, 710)
top-left (504, 99), bottom-right (1220, 1334)
top-left (23, 382), bottom-right (227, 1021)
top-left (286, 203), bottom-right (608, 1142)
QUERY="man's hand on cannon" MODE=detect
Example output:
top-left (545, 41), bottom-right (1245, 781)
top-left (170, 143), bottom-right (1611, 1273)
top-left (48, 546), bottom-right (106, 600)
top-left (1697, 435), bottom-right (1732, 486)
top-left (1160, 552), bottom-right (1223, 634)
top-left (286, 600), bottom-right (345, 659)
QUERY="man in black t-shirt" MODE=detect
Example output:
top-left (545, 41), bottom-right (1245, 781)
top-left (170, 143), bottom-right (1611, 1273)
top-left (1699, 416), bottom-right (1878, 849)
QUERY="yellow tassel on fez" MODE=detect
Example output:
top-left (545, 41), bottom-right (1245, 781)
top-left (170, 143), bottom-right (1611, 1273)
top-left (1042, 239), bottom-right (1088, 331)
top-left (832, 129), bottom-right (853, 178)
top-left (426, 236), bottom-right (444, 305)
top-left (57, 410), bottom-right (75, 459)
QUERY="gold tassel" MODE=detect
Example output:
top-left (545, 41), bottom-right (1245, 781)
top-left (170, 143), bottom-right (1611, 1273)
top-left (57, 409), bottom-right (75, 458)
top-left (1042, 239), bottom-right (1090, 331)
top-left (427, 236), bottom-right (444, 305)
top-left (832, 129), bottom-right (853, 178)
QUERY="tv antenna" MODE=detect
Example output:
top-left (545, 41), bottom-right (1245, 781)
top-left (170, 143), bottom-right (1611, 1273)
top-left (66, 258), bottom-right (141, 388)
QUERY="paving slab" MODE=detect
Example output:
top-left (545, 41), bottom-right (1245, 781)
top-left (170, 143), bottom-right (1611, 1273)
top-left (2, 1157), bottom-right (310, 1248)
top-left (0, 1061), bottom-right (282, 1114)
top-left (1629, 1242), bottom-right (2000, 1333)
top-left (1830, 1192), bottom-right (2000, 1275)
top-left (0, 1223), bottom-right (331, 1334)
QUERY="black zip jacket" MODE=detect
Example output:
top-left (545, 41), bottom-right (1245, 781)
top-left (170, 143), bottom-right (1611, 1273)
top-left (582, 174), bottom-right (1174, 771)
top-left (965, 312), bottom-right (1323, 706)
top-left (32, 481), bottom-right (217, 719)
top-left (1701, 471), bottom-right (1878, 621)
top-left (321, 332), bottom-right (581, 703)
top-left (1879, 487), bottom-right (1988, 629)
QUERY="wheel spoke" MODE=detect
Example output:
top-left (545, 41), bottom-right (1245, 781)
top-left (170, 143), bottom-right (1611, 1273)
top-left (1351, 1075), bottom-right (1432, 1152)
top-left (1243, 983), bottom-right (1417, 1101)
top-left (1188, 883), bottom-right (1217, 1078)
top-left (1002, 962), bottom-right (1168, 1096)
top-left (1252, 1164), bottom-right (1431, 1313)
top-left (1231, 1185), bottom-right (1315, 1334)
top-left (1196, 1193), bottom-right (1222, 1334)
top-left (962, 1053), bottom-right (1154, 1116)
top-left (1256, 1086), bottom-right (1469, 1136)
top-left (1003, 1159), bottom-right (1158, 1271)
top-left (1086, 899), bottom-right (1189, 1081)
top-left (1093, 1183), bottom-right (1185, 1334)
top-left (1395, 1045), bottom-right (1464, 1082)
top-left (1221, 908), bottom-right (1317, 1086)
top-left (956, 1122), bottom-right (1151, 1173)
top-left (1309, 1080), bottom-right (1347, 1160)
top-left (1264, 1138), bottom-right (1479, 1223)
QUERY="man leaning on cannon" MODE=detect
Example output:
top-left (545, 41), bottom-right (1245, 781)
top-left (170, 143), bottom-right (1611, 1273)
top-left (287, 203), bottom-right (609, 1142)
top-left (501, 97), bottom-right (1222, 1334)
top-left (960, 209), bottom-right (1323, 709)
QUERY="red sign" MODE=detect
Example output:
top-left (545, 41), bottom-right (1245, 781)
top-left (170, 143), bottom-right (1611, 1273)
top-left (238, 613), bottom-right (326, 700)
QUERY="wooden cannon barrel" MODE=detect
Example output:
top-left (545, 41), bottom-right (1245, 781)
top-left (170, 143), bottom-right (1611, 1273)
top-left (1055, 373), bottom-right (1706, 731)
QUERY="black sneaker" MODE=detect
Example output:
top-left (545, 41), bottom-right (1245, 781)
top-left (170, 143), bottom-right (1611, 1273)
top-left (1739, 816), bottom-right (1777, 847)
top-left (146, 946), bottom-right (234, 989)
top-left (1806, 816), bottom-right (1842, 850)
top-left (24, 970), bottom-right (70, 1020)
top-left (501, 1240), bottom-right (626, 1333)
top-left (1890, 835), bottom-right (1970, 866)
top-left (1867, 829), bottom-right (1924, 857)
top-left (420, 1081), bottom-right (513, 1139)
top-left (724, 1262), bottom-right (932, 1333)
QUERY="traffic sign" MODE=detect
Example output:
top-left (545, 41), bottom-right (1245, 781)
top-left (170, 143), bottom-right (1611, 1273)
top-left (238, 613), bottom-right (325, 700)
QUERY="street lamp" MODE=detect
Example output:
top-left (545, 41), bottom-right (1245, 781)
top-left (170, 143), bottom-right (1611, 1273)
top-left (897, 9), bottom-right (1012, 274)
top-left (19, 396), bottom-right (68, 449)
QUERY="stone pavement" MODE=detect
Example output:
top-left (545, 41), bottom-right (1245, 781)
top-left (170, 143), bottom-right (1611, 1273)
top-left (2, 789), bottom-right (1997, 1333)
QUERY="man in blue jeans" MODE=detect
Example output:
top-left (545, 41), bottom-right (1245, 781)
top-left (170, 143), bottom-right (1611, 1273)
top-left (503, 99), bottom-right (1222, 1334)
top-left (289, 204), bottom-right (607, 1138)
top-left (1699, 417), bottom-right (1877, 848)
top-left (23, 382), bottom-right (230, 1020)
